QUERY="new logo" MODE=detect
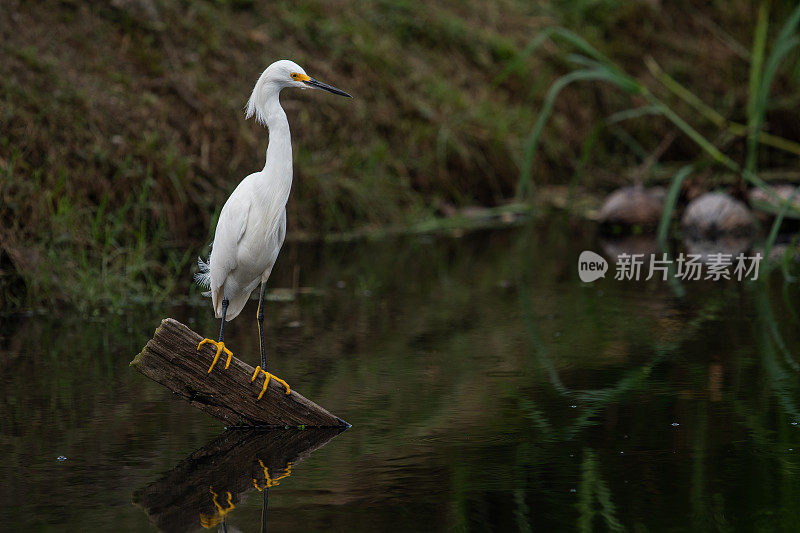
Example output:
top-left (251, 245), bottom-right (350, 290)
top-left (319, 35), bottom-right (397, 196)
top-left (578, 250), bottom-right (608, 282)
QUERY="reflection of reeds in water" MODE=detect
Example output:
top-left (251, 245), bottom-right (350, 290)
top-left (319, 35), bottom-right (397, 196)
top-left (577, 449), bottom-right (624, 533)
top-left (132, 428), bottom-right (345, 532)
top-left (516, 217), bottom-right (800, 528)
top-left (753, 283), bottom-right (800, 419)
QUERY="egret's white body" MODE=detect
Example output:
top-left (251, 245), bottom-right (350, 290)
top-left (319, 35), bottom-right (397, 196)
top-left (208, 172), bottom-right (289, 321)
top-left (197, 60), bottom-right (351, 323)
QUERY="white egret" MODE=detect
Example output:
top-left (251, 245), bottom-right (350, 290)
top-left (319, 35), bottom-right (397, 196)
top-left (194, 59), bottom-right (352, 399)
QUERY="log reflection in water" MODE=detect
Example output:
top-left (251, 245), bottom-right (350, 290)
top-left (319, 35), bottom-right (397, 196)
top-left (133, 427), bottom-right (346, 532)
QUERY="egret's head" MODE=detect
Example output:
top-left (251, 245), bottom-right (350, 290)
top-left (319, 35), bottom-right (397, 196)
top-left (246, 59), bottom-right (352, 125)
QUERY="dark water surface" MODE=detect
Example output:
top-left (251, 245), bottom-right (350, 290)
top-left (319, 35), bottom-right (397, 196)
top-left (3, 217), bottom-right (800, 531)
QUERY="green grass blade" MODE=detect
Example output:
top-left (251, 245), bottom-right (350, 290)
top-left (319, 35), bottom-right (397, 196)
top-left (645, 96), bottom-right (735, 171)
top-left (493, 28), bottom-right (557, 85)
top-left (517, 68), bottom-right (629, 199)
top-left (746, 0), bottom-right (771, 173)
top-left (657, 165), bottom-right (693, 249)
top-left (763, 186), bottom-right (800, 264)
top-left (748, 2), bottom-right (800, 172)
top-left (756, 31), bottom-right (800, 140)
top-left (565, 54), bottom-right (642, 93)
top-left (647, 55), bottom-right (800, 156)
top-left (549, 27), bottom-right (617, 68)
top-left (606, 105), bottom-right (662, 125)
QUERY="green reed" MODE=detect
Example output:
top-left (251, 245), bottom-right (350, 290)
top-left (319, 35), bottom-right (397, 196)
top-left (510, 14), bottom-right (800, 234)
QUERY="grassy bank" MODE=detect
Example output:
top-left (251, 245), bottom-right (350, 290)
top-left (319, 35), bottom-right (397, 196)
top-left (1, 0), bottom-right (799, 308)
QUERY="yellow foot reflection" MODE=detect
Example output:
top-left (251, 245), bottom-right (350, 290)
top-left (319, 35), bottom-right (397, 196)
top-left (250, 366), bottom-right (291, 398)
top-left (199, 485), bottom-right (235, 529)
top-left (253, 459), bottom-right (293, 491)
top-left (197, 339), bottom-right (233, 373)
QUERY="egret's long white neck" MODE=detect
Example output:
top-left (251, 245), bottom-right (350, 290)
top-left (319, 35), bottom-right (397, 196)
top-left (263, 93), bottom-right (291, 170)
top-left (257, 92), bottom-right (293, 206)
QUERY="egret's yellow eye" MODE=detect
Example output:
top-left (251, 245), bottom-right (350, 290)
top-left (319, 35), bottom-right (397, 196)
top-left (290, 72), bottom-right (310, 82)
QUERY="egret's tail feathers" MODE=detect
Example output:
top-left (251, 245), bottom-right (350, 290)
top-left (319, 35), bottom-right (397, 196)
top-left (194, 256), bottom-right (212, 297)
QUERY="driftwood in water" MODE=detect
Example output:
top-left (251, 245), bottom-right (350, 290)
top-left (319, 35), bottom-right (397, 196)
top-left (133, 428), bottom-right (345, 532)
top-left (131, 318), bottom-right (348, 427)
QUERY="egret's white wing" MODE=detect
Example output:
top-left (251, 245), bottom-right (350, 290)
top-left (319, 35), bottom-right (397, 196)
top-left (208, 186), bottom-right (251, 314)
top-left (260, 209), bottom-right (287, 281)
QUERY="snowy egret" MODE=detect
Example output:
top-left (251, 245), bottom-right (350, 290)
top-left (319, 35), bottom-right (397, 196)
top-left (195, 59), bottom-right (352, 399)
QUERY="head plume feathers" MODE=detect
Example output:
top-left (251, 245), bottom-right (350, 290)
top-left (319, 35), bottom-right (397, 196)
top-left (245, 70), bottom-right (271, 126)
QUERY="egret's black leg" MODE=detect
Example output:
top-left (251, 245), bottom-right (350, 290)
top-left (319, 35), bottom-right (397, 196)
top-left (260, 487), bottom-right (269, 533)
top-left (257, 282), bottom-right (268, 368)
top-left (251, 282), bottom-right (291, 396)
top-left (198, 297), bottom-right (233, 373)
top-left (219, 297), bottom-right (229, 341)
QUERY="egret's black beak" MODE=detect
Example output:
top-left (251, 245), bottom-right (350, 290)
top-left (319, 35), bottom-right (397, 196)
top-left (303, 78), bottom-right (353, 98)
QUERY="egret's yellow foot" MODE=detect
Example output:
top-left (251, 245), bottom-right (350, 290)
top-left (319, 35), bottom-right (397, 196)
top-left (250, 366), bottom-right (291, 398)
top-left (197, 339), bottom-right (233, 373)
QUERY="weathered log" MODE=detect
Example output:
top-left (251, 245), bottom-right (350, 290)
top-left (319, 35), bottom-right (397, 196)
top-left (131, 318), bottom-right (348, 427)
top-left (133, 427), bottom-right (345, 532)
